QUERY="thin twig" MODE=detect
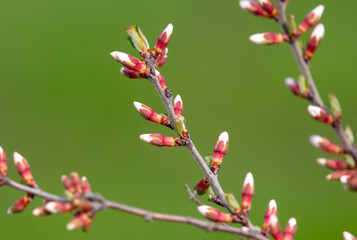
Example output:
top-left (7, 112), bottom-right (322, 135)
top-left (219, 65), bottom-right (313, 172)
top-left (184, 184), bottom-right (202, 205)
top-left (275, 0), bottom-right (357, 162)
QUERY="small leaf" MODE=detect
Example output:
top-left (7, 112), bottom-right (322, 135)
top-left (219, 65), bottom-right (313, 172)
top-left (226, 192), bottom-right (240, 211)
top-left (345, 125), bottom-right (354, 145)
top-left (328, 94), bottom-right (342, 119)
top-left (298, 74), bottom-right (308, 96)
top-left (287, 14), bottom-right (297, 35)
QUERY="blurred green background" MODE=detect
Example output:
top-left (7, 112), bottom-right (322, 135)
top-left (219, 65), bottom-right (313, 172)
top-left (0, 0), bottom-right (356, 239)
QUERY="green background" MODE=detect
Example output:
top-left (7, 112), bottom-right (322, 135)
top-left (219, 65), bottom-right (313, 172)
top-left (0, 0), bottom-right (356, 239)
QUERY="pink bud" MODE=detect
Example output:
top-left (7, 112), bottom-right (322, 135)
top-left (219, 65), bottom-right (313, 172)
top-left (156, 70), bottom-right (167, 92)
top-left (269, 215), bottom-right (283, 240)
top-left (211, 131), bottom-right (229, 174)
top-left (7, 195), bottom-right (33, 214)
top-left (0, 147), bottom-right (8, 182)
top-left (285, 77), bottom-right (303, 97)
top-left (241, 172), bottom-right (254, 215)
top-left (156, 48), bottom-right (168, 68)
top-left (62, 175), bottom-right (76, 194)
top-left (343, 231), bottom-right (357, 240)
top-left (194, 177), bottom-right (211, 195)
top-left (317, 158), bottom-right (349, 170)
top-left (297, 5), bottom-right (325, 35)
top-left (110, 51), bottom-right (148, 75)
top-left (153, 24), bottom-right (173, 57)
top-left (304, 24), bottom-right (325, 62)
top-left (197, 205), bottom-right (234, 223)
top-left (249, 32), bottom-right (287, 45)
top-left (13, 152), bottom-right (37, 188)
top-left (81, 176), bottom-right (92, 194)
top-left (133, 101), bottom-right (172, 128)
top-left (67, 212), bottom-right (94, 231)
top-left (140, 134), bottom-right (186, 147)
top-left (239, 0), bottom-right (270, 18)
top-left (173, 95), bottom-right (183, 116)
top-left (45, 201), bottom-right (75, 214)
top-left (70, 172), bottom-right (83, 196)
top-left (283, 218), bottom-right (297, 240)
top-left (309, 135), bottom-right (344, 154)
top-left (262, 199), bottom-right (278, 234)
top-left (257, 0), bottom-right (277, 17)
top-left (120, 67), bottom-right (143, 79)
top-left (326, 170), bottom-right (355, 181)
top-left (307, 105), bottom-right (334, 124)
top-left (32, 206), bottom-right (52, 216)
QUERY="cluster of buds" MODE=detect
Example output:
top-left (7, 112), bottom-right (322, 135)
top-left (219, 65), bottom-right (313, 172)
top-left (268, 215), bottom-right (297, 240)
top-left (194, 132), bottom-right (229, 196)
top-left (111, 24), bottom-right (173, 93)
top-left (7, 151), bottom-right (38, 214)
top-left (33, 172), bottom-right (95, 231)
top-left (242, 2), bottom-right (325, 63)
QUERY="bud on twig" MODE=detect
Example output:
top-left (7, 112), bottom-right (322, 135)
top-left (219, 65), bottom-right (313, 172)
top-left (269, 214), bottom-right (282, 240)
top-left (326, 170), bottom-right (355, 181)
top-left (249, 33), bottom-right (287, 45)
top-left (317, 158), bottom-right (349, 170)
top-left (110, 51), bottom-right (148, 75)
top-left (7, 195), bottom-right (33, 214)
top-left (120, 67), bottom-right (143, 79)
top-left (297, 5), bottom-right (325, 35)
top-left (257, 0), bottom-right (277, 17)
top-left (194, 177), bottom-right (210, 195)
top-left (309, 135), bottom-right (344, 155)
top-left (307, 105), bottom-right (334, 125)
top-left (156, 48), bottom-right (168, 68)
top-left (197, 205), bottom-right (234, 223)
top-left (140, 134), bottom-right (186, 147)
top-left (13, 152), bottom-right (37, 188)
top-left (211, 131), bottom-right (229, 174)
top-left (328, 94), bottom-right (342, 119)
top-left (32, 206), bottom-right (51, 216)
top-left (81, 176), bottom-right (91, 194)
top-left (0, 147), bottom-right (8, 182)
top-left (45, 201), bottom-right (75, 214)
top-left (173, 95), bottom-right (183, 116)
top-left (343, 231), bottom-right (357, 240)
top-left (67, 212), bottom-right (94, 231)
top-left (285, 77), bottom-right (303, 97)
top-left (155, 70), bottom-right (167, 92)
top-left (125, 25), bottom-right (150, 57)
top-left (262, 199), bottom-right (277, 234)
top-left (152, 23), bottom-right (173, 57)
top-left (304, 24), bottom-right (325, 62)
top-left (133, 101), bottom-right (172, 128)
top-left (283, 218), bottom-right (297, 240)
top-left (239, 0), bottom-right (270, 18)
top-left (241, 172), bottom-right (254, 215)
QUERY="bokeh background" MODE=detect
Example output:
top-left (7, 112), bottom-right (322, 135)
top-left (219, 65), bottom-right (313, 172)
top-left (0, 0), bottom-right (356, 239)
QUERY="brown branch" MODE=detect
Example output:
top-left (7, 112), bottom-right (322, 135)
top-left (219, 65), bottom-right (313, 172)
top-left (2, 176), bottom-right (268, 240)
top-left (275, 0), bottom-right (357, 162)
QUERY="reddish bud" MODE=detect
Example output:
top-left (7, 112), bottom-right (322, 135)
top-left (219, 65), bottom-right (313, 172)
top-left (133, 101), bottom-right (172, 128)
top-left (194, 176), bottom-right (211, 195)
top-left (304, 24), bottom-right (325, 62)
top-left (67, 212), bottom-right (94, 231)
top-left (307, 105), bottom-right (334, 124)
top-left (45, 201), bottom-right (75, 214)
top-left (309, 135), bottom-right (344, 155)
top-left (62, 175), bottom-right (76, 194)
top-left (7, 195), bottom-right (33, 214)
top-left (283, 218), bottom-right (297, 240)
top-left (13, 152), bottom-right (37, 188)
top-left (120, 67), bottom-right (143, 79)
top-left (249, 33), bottom-right (286, 45)
top-left (241, 172), bottom-right (254, 215)
top-left (140, 134), bottom-right (186, 147)
top-left (262, 199), bottom-right (278, 234)
top-left (239, 0), bottom-right (270, 18)
top-left (317, 158), bottom-right (349, 170)
top-left (0, 147), bottom-right (8, 182)
top-left (156, 70), bottom-right (167, 92)
top-left (81, 176), bottom-right (92, 194)
top-left (269, 215), bottom-right (283, 240)
top-left (343, 232), bottom-right (357, 240)
top-left (173, 95), bottom-right (184, 116)
top-left (197, 205), bottom-right (234, 223)
top-left (297, 5), bottom-right (324, 35)
top-left (70, 172), bottom-right (83, 196)
top-left (211, 131), bottom-right (229, 174)
top-left (32, 206), bottom-right (52, 216)
top-left (110, 51), bottom-right (148, 75)
top-left (257, 0), bottom-right (277, 17)
top-left (73, 199), bottom-right (93, 211)
top-left (153, 24), bottom-right (173, 56)
top-left (156, 48), bottom-right (168, 68)
top-left (326, 170), bottom-right (355, 181)
top-left (285, 77), bottom-right (303, 97)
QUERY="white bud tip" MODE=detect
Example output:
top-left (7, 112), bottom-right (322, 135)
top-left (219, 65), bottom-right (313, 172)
top-left (66, 223), bottom-right (76, 231)
top-left (326, 173), bottom-right (333, 180)
top-left (197, 205), bottom-right (211, 216)
top-left (219, 131), bottom-right (229, 142)
top-left (164, 23), bottom-right (173, 36)
top-left (244, 172), bottom-right (254, 186)
top-left (13, 152), bottom-right (24, 164)
top-left (155, 69), bottom-right (160, 75)
top-left (343, 231), bottom-right (356, 240)
top-left (120, 67), bottom-right (127, 75)
top-left (7, 208), bottom-right (13, 215)
top-left (309, 135), bottom-right (322, 147)
top-left (340, 175), bottom-right (349, 184)
top-left (288, 218), bottom-right (297, 227)
top-left (285, 77), bottom-right (296, 86)
top-left (257, 0), bottom-right (268, 4)
top-left (249, 33), bottom-right (265, 44)
top-left (32, 208), bottom-right (41, 216)
top-left (0, 146), bottom-right (3, 154)
top-left (140, 134), bottom-right (153, 143)
top-left (312, 5), bottom-right (325, 17)
top-left (45, 202), bottom-right (58, 214)
top-left (268, 199), bottom-right (277, 210)
top-left (133, 101), bottom-right (144, 112)
top-left (312, 24), bottom-right (325, 39)
top-left (174, 95), bottom-right (182, 104)
top-left (110, 51), bottom-right (130, 62)
top-left (269, 214), bottom-right (279, 225)
top-left (239, 0), bottom-right (252, 9)
top-left (81, 176), bottom-right (87, 182)
top-left (317, 158), bottom-right (326, 166)
top-left (307, 105), bottom-right (322, 117)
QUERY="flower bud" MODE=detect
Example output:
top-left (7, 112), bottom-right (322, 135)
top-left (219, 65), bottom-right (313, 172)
top-left (194, 177), bottom-right (211, 195)
top-left (197, 205), bottom-right (234, 223)
top-left (241, 172), bottom-right (254, 215)
top-left (257, 0), bottom-right (277, 17)
top-left (283, 218), bottom-right (297, 240)
top-left (211, 131), bottom-right (229, 174)
top-left (262, 199), bottom-right (278, 234)
top-left (249, 33), bottom-right (286, 45)
top-left (70, 172), bottom-right (83, 196)
top-left (120, 67), bottom-right (143, 79)
top-left (133, 101), bottom-right (172, 128)
top-left (173, 95), bottom-right (183, 116)
top-left (7, 195), bottom-right (33, 214)
top-left (140, 134), bottom-right (186, 147)
top-left (0, 146), bottom-right (8, 182)
top-left (81, 176), bottom-right (92, 194)
top-left (326, 170), bottom-right (355, 181)
top-left (307, 105), bottom-right (334, 124)
top-left (156, 70), bottom-right (167, 92)
top-left (125, 25), bottom-right (150, 57)
top-left (317, 158), bottom-right (349, 170)
top-left (269, 215), bottom-right (283, 240)
top-left (297, 5), bottom-right (324, 35)
top-left (62, 175), bottom-right (76, 195)
top-left (110, 51), bottom-right (148, 75)
top-left (239, 0), bottom-right (270, 18)
top-left (67, 212), bottom-right (93, 231)
top-left (309, 135), bottom-right (344, 154)
top-left (13, 152), bottom-right (37, 188)
top-left (341, 175), bottom-right (357, 191)
top-left (304, 24), bottom-right (325, 62)
top-left (73, 199), bottom-right (93, 211)
top-left (156, 48), bottom-right (168, 68)
top-left (343, 231), bottom-right (357, 240)
top-left (45, 201), bottom-right (75, 214)
top-left (285, 77), bottom-right (302, 97)
top-left (153, 24), bottom-right (173, 57)
top-left (32, 206), bottom-right (52, 216)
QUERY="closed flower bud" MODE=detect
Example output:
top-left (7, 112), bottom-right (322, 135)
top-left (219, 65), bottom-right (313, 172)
top-left (262, 199), bottom-right (278, 234)
top-left (239, 0), bottom-right (270, 18)
top-left (197, 205), bottom-right (235, 223)
top-left (297, 5), bottom-right (324, 35)
top-left (304, 24), bottom-right (325, 62)
top-left (310, 135), bottom-right (344, 155)
top-left (67, 212), bottom-right (93, 231)
top-left (81, 176), bottom-right (92, 194)
top-left (326, 170), bottom-right (355, 181)
top-left (45, 201), bottom-right (75, 214)
top-left (62, 175), bottom-right (76, 194)
top-left (283, 218), bottom-right (297, 240)
top-left (156, 48), bottom-right (168, 68)
top-left (173, 95), bottom-right (183, 116)
top-left (307, 105), bottom-right (334, 124)
top-left (7, 195), bottom-right (33, 214)
top-left (343, 231), bottom-right (357, 240)
top-left (125, 25), bottom-right (150, 57)
top-left (194, 176), bottom-right (211, 195)
top-left (257, 0), bottom-right (277, 17)
top-left (13, 152), bottom-right (37, 188)
top-left (156, 70), bottom-right (167, 92)
top-left (249, 33), bottom-right (287, 45)
top-left (140, 134), bottom-right (186, 147)
top-left (211, 131), bottom-right (229, 174)
top-left (0, 146), bottom-right (8, 182)
top-left (70, 172), bottom-right (83, 196)
top-left (133, 101), bottom-right (172, 128)
top-left (285, 77), bottom-right (302, 97)
top-left (269, 215), bottom-right (283, 240)
top-left (73, 199), bottom-right (93, 211)
top-left (153, 24), bottom-right (173, 57)
top-left (241, 172), bottom-right (254, 215)
top-left (317, 158), bottom-right (349, 170)
top-left (32, 206), bottom-right (52, 216)
top-left (110, 51), bottom-right (148, 75)
top-left (120, 67), bottom-right (143, 79)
